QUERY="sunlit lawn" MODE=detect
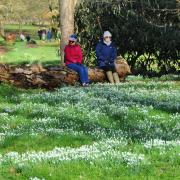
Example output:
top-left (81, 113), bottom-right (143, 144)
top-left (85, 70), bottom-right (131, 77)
top-left (4, 24), bottom-right (39, 31)
top-left (0, 24), bottom-right (60, 65)
top-left (0, 40), bottom-right (60, 65)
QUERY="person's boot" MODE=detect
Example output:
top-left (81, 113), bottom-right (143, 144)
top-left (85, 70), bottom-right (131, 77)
top-left (106, 71), bottom-right (114, 83)
top-left (113, 72), bottom-right (120, 84)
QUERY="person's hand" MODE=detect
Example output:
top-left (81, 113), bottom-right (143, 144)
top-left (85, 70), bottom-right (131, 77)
top-left (105, 60), bottom-right (109, 66)
top-left (76, 63), bottom-right (82, 65)
top-left (110, 59), bottom-right (115, 63)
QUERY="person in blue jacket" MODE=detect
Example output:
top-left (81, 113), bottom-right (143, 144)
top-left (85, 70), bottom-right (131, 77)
top-left (47, 29), bottom-right (52, 41)
top-left (96, 31), bottom-right (120, 83)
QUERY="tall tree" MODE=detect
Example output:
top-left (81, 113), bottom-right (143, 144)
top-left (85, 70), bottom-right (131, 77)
top-left (0, 4), bottom-right (7, 39)
top-left (59, 0), bottom-right (77, 64)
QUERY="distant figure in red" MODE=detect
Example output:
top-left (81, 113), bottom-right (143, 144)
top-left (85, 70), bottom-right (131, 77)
top-left (64, 34), bottom-right (89, 86)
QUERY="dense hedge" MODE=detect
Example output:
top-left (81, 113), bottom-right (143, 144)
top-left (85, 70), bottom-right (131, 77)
top-left (75, 0), bottom-right (180, 76)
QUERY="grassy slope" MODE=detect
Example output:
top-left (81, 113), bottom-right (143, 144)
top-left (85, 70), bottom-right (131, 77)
top-left (0, 24), bottom-right (60, 65)
top-left (3, 24), bottom-right (40, 40)
top-left (0, 40), bottom-right (60, 65)
top-left (4, 25), bottom-right (40, 31)
top-left (0, 78), bottom-right (179, 179)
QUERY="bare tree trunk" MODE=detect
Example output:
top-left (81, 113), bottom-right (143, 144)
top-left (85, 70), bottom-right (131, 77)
top-left (59, 0), bottom-right (77, 65)
top-left (0, 21), bottom-right (6, 40)
top-left (18, 20), bottom-right (22, 35)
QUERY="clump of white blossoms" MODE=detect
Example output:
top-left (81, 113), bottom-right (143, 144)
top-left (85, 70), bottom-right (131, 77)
top-left (144, 139), bottom-right (180, 149)
top-left (0, 139), bottom-right (146, 167)
top-left (29, 177), bottom-right (45, 180)
top-left (121, 152), bottom-right (145, 166)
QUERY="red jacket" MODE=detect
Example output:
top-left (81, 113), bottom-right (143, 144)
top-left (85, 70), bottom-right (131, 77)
top-left (64, 44), bottom-right (83, 65)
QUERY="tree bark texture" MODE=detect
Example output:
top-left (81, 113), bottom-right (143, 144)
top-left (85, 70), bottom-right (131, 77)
top-left (0, 58), bottom-right (131, 89)
top-left (59, 0), bottom-right (77, 64)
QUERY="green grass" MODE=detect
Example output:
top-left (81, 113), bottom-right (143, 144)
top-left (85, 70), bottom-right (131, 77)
top-left (0, 24), bottom-right (60, 65)
top-left (0, 79), bottom-right (179, 179)
top-left (1, 134), bottom-right (93, 154)
top-left (4, 24), bottom-right (39, 31)
top-left (3, 24), bottom-right (40, 39)
top-left (0, 40), bottom-right (60, 65)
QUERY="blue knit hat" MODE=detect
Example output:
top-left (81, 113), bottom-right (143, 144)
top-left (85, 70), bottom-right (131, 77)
top-left (69, 34), bottom-right (77, 42)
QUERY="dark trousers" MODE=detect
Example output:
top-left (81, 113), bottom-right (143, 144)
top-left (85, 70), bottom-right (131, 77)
top-left (100, 65), bottom-right (116, 73)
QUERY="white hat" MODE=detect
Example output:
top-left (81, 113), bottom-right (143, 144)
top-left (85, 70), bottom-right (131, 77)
top-left (103, 31), bottom-right (112, 38)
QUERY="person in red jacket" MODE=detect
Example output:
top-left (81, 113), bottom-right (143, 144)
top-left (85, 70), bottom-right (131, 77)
top-left (64, 34), bottom-right (89, 86)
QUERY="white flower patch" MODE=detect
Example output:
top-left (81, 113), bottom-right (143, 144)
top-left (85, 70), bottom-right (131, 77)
top-left (45, 128), bottom-right (84, 136)
top-left (144, 139), bottom-right (180, 149)
top-left (0, 133), bottom-right (5, 142)
top-left (0, 139), bottom-right (146, 167)
top-left (0, 113), bottom-right (125, 141)
top-left (0, 131), bottom-right (25, 143)
top-left (121, 152), bottom-right (145, 166)
top-left (0, 112), bottom-right (9, 117)
top-left (1, 124), bottom-right (11, 131)
top-left (29, 177), bottom-right (45, 180)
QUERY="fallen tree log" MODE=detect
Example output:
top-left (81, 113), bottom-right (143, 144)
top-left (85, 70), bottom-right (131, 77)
top-left (0, 58), bottom-right (131, 89)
